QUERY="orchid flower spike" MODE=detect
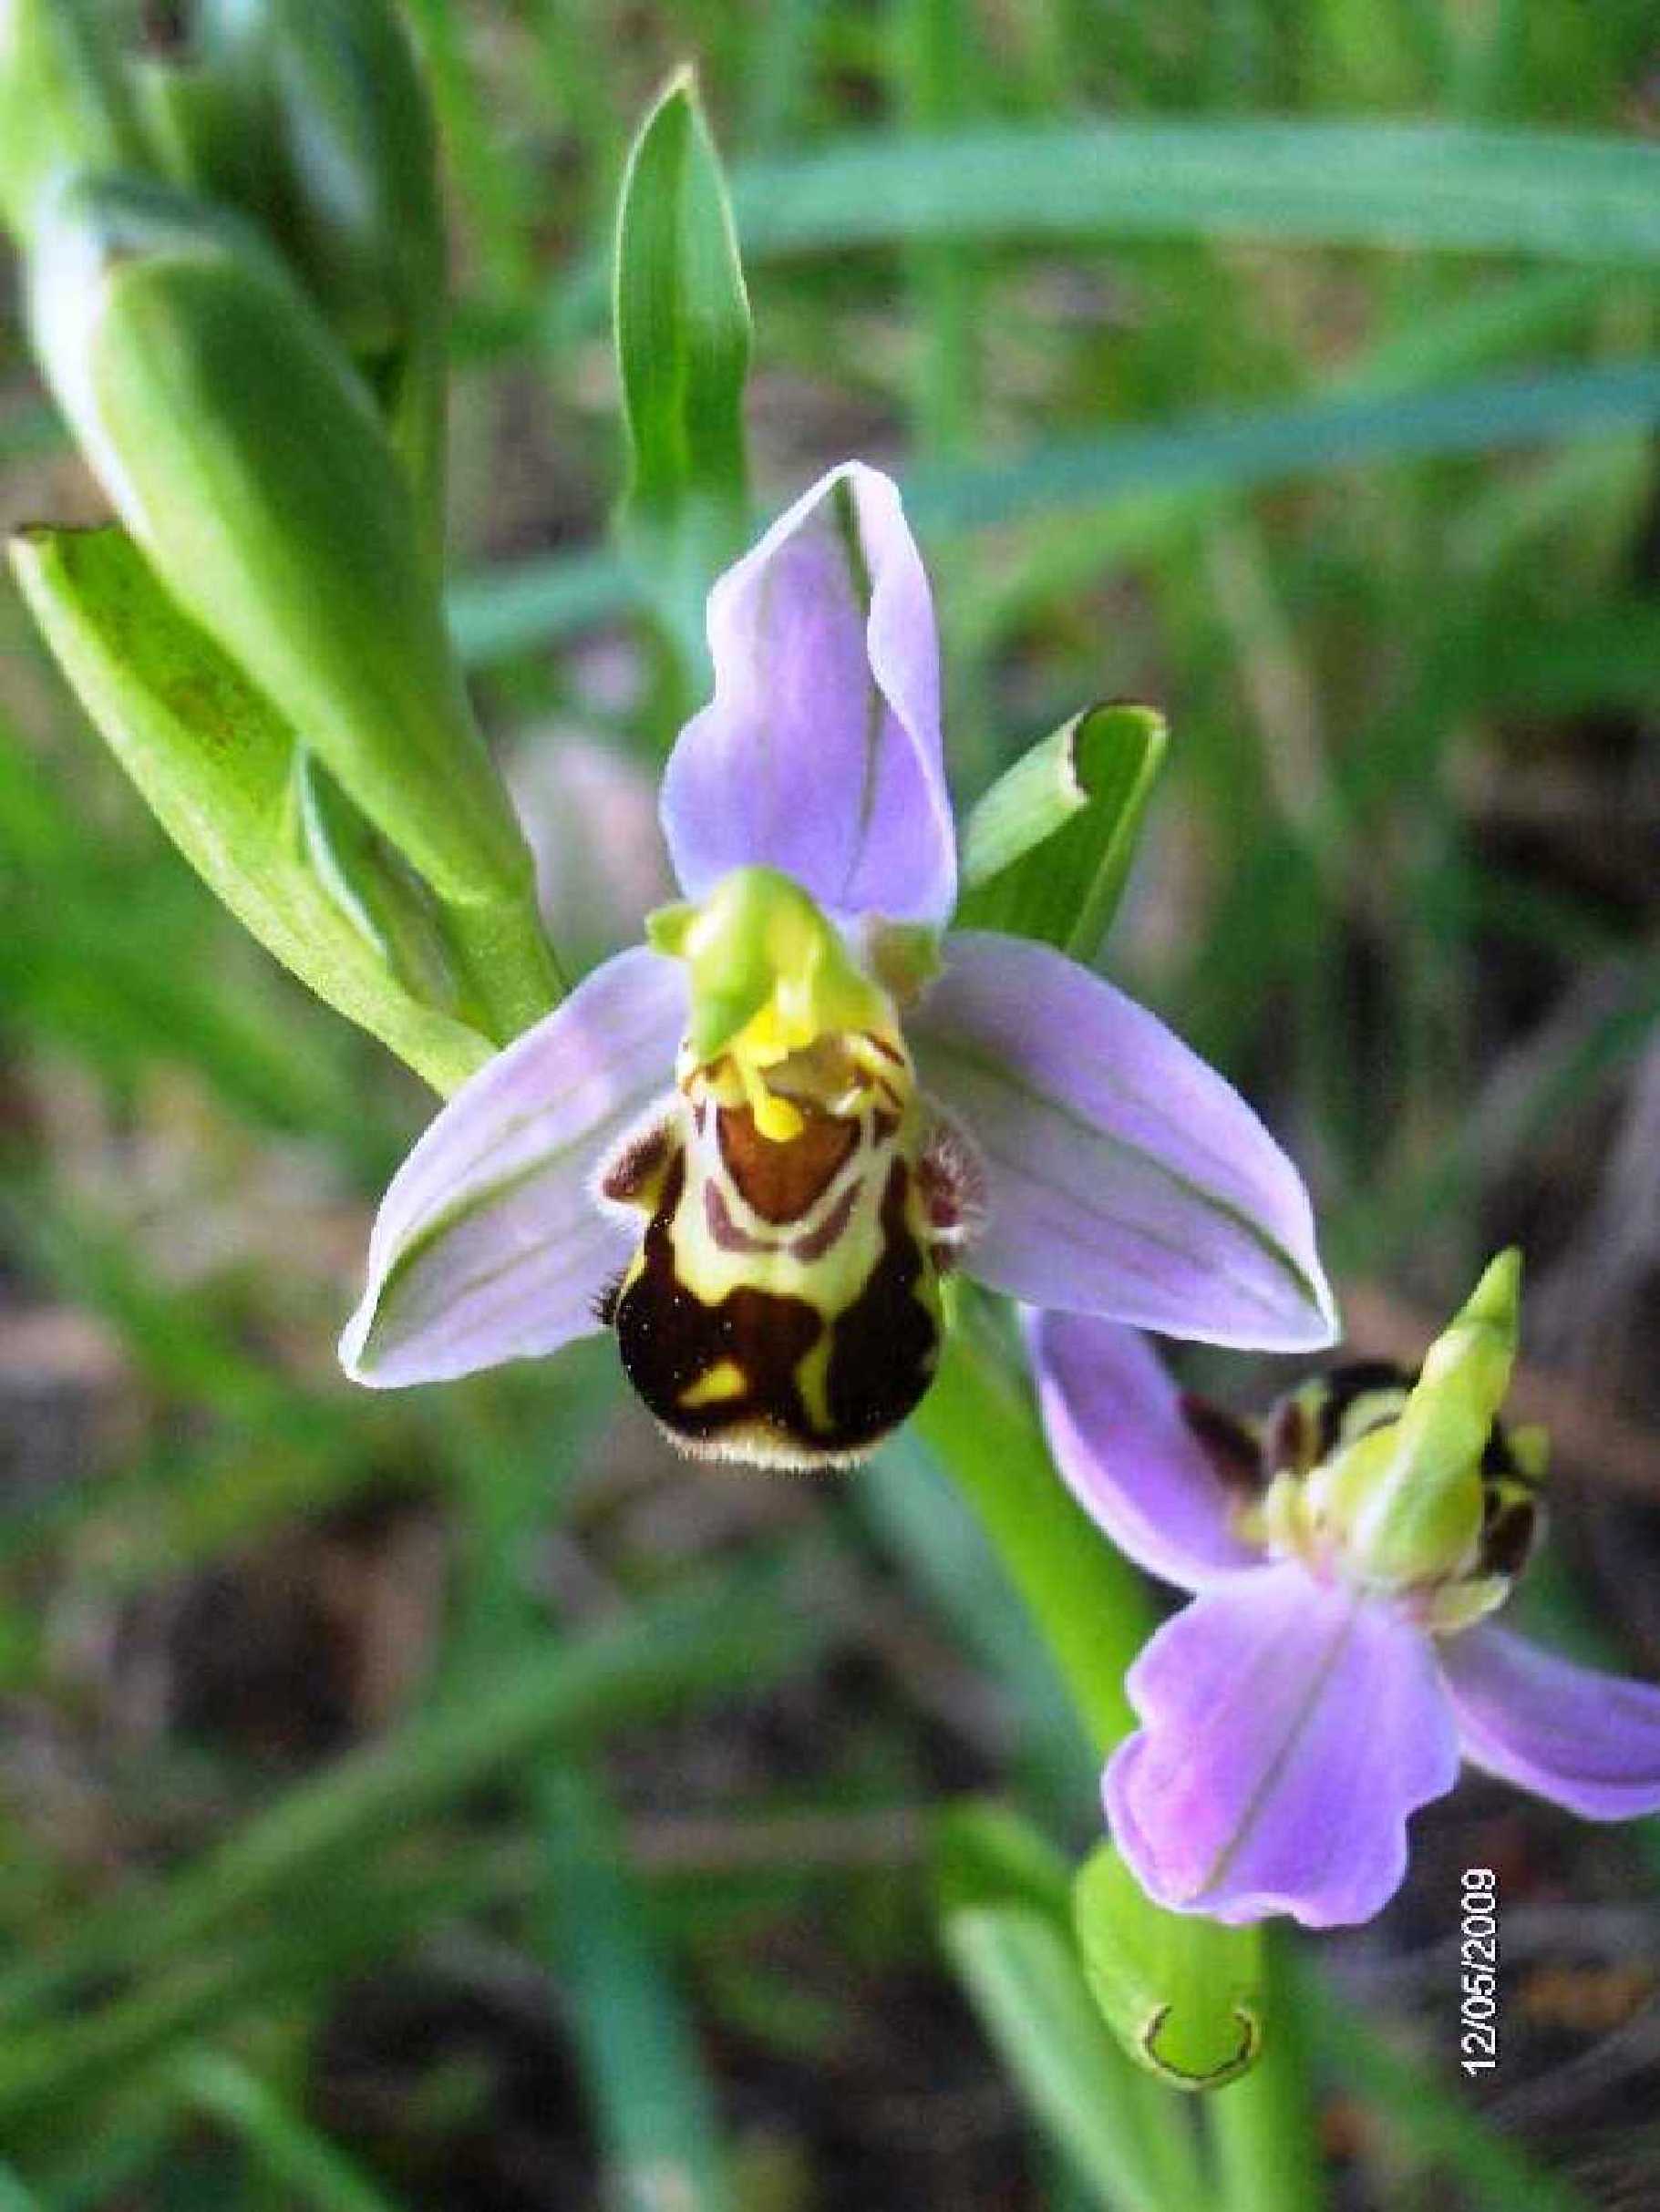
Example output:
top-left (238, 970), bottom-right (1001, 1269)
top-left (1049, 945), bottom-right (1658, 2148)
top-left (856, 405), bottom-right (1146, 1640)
top-left (342, 463), bottom-right (1335, 1466)
top-left (1031, 1253), bottom-right (1660, 1928)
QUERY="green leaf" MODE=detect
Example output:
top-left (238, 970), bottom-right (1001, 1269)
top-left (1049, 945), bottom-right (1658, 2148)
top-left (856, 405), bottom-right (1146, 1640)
top-left (942, 1903), bottom-right (1191, 2212)
top-left (0, 2155), bottom-right (42, 2210)
top-left (25, 173), bottom-right (561, 1039)
top-left (1073, 1844), bottom-right (1264, 2094)
top-left (933, 1805), bottom-right (1217, 2203)
top-left (540, 119), bottom-right (1660, 350)
top-left (175, 2051), bottom-right (404, 2212)
top-left (8, 523), bottom-right (494, 1096)
top-left (934, 1800), bottom-right (1074, 1925)
top-left (957, 703), bottom-right (1168, 960)
top-left (1301, 1950), bottom-right (1597, 2212)
top-left (538, 1768), bottom-right (735, 2212)
top-left (449, 358), bottom-right (1660, 665)
top-left (903, 359), bottom-right (1660, 535)
top-left (912, 1329), bottom-right (1154, 1756)
top-left (294, 749), bottom-right (469, 1024)
top-left (613, 68), bottom-right (752, 661)
top-left (724, 120), bottom-right (1660, 263)
top-left (0, 1559), bottom-right (824, 2118)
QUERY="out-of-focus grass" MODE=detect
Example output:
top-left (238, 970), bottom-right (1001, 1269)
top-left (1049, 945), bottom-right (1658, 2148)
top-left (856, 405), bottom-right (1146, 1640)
top-left (2, 2), bottom-right (1658, 2206)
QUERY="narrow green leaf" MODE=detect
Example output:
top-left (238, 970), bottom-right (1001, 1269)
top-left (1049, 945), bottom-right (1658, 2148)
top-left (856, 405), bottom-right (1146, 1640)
top-left (957, 703), bottom-right (1168, 960)
top-left (294, 749), bottom-right (469, 1024)
top-left (538, 1767), bottom-right (735, 2212)
top-left (8, 524), bottom-right (494, 1097)
top-left (934, 1800), bottom-right (1073, 1925)
top-left (446, 547), bottom-right (635, 667)
top-left (903, 360), bottom-right (1660, 536)
top-left (613, 68), bottom-right (751, 657)
top-left (942, 1905), bottom-right (1183, 2212)
top-left (449, 359), bottom-right (1660, 664)
top-left (912, 1328), bottom-right (1154, 1756)
top-left (0, 1561), bottom-right (820, 2058)
top-left (1301, 1953), bottom-right (1596, 2212)
top-left (934, 1806), bottom-right (1211, 2205)
top-left (1206, 1937), bottom-right (1327, 2212)
top-left (0, 2156), bottom-right (42, 2211)
top-left (176, 2051), bottom-right (402, 2212)
top-left (863, 1433), bottom-right (1094, 1825)
top-left (541, 120), bottom-right (1660, 350)
top-left (1074, 1844), bottom-right (1263, 2094)
top-left (724, 121), bottom-right (1660, 263)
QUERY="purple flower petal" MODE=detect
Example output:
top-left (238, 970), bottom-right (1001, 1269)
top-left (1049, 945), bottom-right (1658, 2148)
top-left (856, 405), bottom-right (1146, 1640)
top-left (659, 462), bottom-right (955, 927)
top-left (341, 948), bottom-right (686, 1386)
top-left (1104, 1567), bottom-right (1459, 1927)
top-left (1441, 1624), bottom-right (1660, 1821)
top-left (1028, 1312), bottom-right (1261, 1591)
top-left (910, 931), bottom-right (1337, 1350)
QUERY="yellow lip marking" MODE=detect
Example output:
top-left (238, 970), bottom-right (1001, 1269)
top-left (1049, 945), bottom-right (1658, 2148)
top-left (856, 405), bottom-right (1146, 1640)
top-left (679, 1358), bottom-right (748, 1409)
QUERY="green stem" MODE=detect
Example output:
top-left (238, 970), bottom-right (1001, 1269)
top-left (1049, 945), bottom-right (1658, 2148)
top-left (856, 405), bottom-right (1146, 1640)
top-left (912, 1328), bottom-right (1150, 1755)
top-left (919, 1322), bottom-right (1330, 2209)
top-left (1208, 1933), bottom-right (1326, 2212)
top-left (438, 888), bottom-right (567, 1047)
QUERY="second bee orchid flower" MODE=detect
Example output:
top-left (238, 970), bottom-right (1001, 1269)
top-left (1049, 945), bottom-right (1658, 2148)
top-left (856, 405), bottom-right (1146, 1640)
top-left (342, 463), bottom-right (1336, 1465)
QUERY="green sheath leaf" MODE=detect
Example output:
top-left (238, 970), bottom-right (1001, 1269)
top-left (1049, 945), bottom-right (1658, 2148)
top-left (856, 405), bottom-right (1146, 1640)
top-left (8, 523), bottom-right (493, 1097)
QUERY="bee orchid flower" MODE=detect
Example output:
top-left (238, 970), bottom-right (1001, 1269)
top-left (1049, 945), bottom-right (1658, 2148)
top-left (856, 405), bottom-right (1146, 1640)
top-left (342, 462), bottom-right (1335, 1466)
top-left (1031, 1253), bottom-right (1660, 1927)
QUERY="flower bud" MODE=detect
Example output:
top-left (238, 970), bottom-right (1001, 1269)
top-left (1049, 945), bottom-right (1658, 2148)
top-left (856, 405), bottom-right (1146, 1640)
top-left (0, 0), bottom-right (148, 245)
top-left (1339, 1249), bottom-right (1521, 1589)
top-left (26, 173), bottom-right (556, 1035)
top-left (193, 0), bottom-right (448, 526)
top-left (1074, 1841), bottom-right (1264, 2091)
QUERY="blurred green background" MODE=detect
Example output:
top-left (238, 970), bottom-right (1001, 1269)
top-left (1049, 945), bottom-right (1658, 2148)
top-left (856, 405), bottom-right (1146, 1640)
top-left (2, 1), bottom-right (1660, 2205)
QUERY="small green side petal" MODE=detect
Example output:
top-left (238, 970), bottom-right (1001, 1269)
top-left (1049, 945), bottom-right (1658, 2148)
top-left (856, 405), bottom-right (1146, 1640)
top-left (956, 701), bottom-right (1168, 961)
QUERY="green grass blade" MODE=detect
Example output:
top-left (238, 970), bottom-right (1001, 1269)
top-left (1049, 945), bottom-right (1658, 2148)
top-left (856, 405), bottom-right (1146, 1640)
top-left (0, 1562), bottom-right (823, 2050)
top-left (538, 1767), bottom-right (735, 2212)
top-left (446, 548), bottom-right (635, 667)
top-left (0, 2159), bottom-right (41, 2210)
top-left (724, 121), bottom-right (1660, 262)
top-left (943, 1903), bottom-right (1188, 2212)
top-left (1303, 1964), bottom-right (1596, 2212)
top-left (449, 360), bottom-right (1660, 662)
top-left (902, 359), bottom-right (1660, 533)
top-left (176, 2050), bottom-right (403, 2212)
top-left (539, 120), bottom-right (1660, 351)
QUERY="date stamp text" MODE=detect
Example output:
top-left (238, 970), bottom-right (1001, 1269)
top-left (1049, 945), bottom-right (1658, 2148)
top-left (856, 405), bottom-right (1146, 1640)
top-left (1459, 1867), bottom-right (1499, 2074)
